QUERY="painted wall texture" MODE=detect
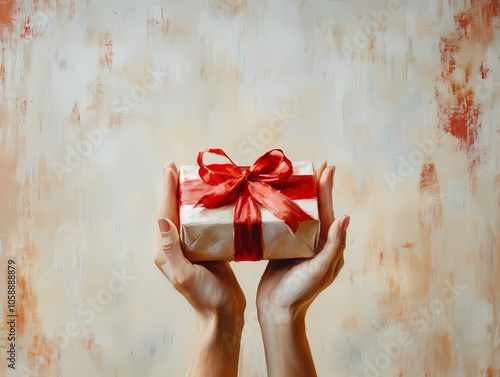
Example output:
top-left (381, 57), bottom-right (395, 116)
top-left (1, 0), bottom-right (499, 376)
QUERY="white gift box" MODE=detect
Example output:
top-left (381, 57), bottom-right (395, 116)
top-left (179, 161), bottom-right (320, 261)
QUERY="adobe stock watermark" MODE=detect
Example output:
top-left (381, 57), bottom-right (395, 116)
top-left (15, 269), bottom-right (135, 377)
top-left (350, 279), bottom-right (466, 377)
top-left (384, 130), bottom-right (449, 192)
top-left (237, 107), bottom-right (297, 163)
top-left (342, 0), bottom-right (403, 62)
top-left (50, 65), bottom-right (167, 182)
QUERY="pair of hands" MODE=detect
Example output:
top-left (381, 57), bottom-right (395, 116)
top-left (153, 161), bottom-right (349, 377)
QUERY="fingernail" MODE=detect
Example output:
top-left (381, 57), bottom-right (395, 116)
top-left (340, 216), bottom-right (350, 230)
top-left (158, 218), bottom-right (170, 232)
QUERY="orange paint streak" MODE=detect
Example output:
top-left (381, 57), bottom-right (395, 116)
top-left (147, 8), bottom-right (170, 38)
top-left (80, 333), bottom-right (96, 351)
top-left (411, 162), bottom-right (442, 302)
top-left (0, 0), bottom-right (16, 25)
top-left (0, 0), bottom-right (18, 44)
top-left (70, 101), bottom-right (81, 123)
top-left (342, 315), bottom-right (357, 330)
top-left (379, 252), bottom-right (383, 265)
top-left (27, 335), bottom-right (52, 372)
top-left (15, 258), bottom-right (41, 337)
top-left (99, 33), bottom-right (113, 69)
top-left (379, 276), bottom-right (404, 323)
top-left (419, 163), bottom-right (443, 226)
top-left (402, 242), bottom-right (413, 248)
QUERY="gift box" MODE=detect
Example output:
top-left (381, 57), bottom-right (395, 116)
top-left (179, 149), bottom-right (320, 261)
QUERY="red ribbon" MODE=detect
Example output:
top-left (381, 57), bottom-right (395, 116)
top-left (180, 149), bottom-right (317, 261)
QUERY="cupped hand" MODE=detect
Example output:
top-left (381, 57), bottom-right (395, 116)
top-left (257, 162), bottom-right (349, 322)
top-left (152, 162), bottom-right (246, 319)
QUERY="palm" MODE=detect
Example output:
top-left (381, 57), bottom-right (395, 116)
top-left (257, 163), bottom-right (347, 317)
top-left (185, 261), bottom-right (245, 315)
top-left (153, 163), bottom-right (245, 317)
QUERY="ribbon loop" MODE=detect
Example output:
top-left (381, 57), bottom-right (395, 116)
top-left (249, 149), bottom-right (293, 181)
top-left (197, 148), bottom-right (241, 185)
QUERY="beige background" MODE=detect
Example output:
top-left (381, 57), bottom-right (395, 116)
top-left (1, 0), bottom-right (499, 376)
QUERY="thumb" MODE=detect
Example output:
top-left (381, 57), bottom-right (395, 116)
top-left (317, 215), bottom-right (350, 265)
top-left (155, 218), bottom-right (193, 283)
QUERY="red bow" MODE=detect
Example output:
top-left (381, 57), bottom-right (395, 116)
top-left (181, 148), bottom-right (317, 261)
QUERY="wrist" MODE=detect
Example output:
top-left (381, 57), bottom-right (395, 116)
top-left (196, 310), bottom-right (244, 350)
top-left (196, 309), bottom-right (244, 332)
top-left (257, 300), bottom-right (306, 327)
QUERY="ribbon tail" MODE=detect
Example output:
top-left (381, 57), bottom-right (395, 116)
top-left (247, 181), bottom-right (314, 232)
top-left (233, 186), bottom-right (263, 261)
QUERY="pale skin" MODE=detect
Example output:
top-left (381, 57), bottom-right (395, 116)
top-left (153, 161), bottom-right (349, 377)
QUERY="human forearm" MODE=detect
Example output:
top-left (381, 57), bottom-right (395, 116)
top-left (190, 312), bottom-right (244, 377)
top-left (258, 308), bottom-right (317, 377)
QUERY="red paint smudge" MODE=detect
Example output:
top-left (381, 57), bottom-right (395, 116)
top-left (379, 252), bottom-right (384, 264)
top-left (20, 17), bottom-right (36, 38)
top-left (435, 84), bottom-right (481, 146)
top-left (0, 59), bottom-right (5, 82)
top-left (454, 0), bottom-right (500, 43)
top-left (485, 367), bottom-right (500, 377)
top-left (435, 0), bottom-right (500, 186)
top-left (402, 242), bottom-right (413, 248)
top-left (480, 61), bottom-right (491, 79)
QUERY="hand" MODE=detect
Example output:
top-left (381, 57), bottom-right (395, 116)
top-left (152, 162), bottom-right (245, 377)
top-left (256, 162), bottom-right (350, 377)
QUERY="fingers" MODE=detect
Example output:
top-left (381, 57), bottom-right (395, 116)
top-left (154, 218), bottom-right (194, 286)
top-left (308, 215), bottom-right (349, 273)
top-left (159, 162), bottom-right (180, 229)
top-left (318, 166), bottom-right (335, 241)
top-left (332, 255), bottom-right (344, 280)
top-left (314, 161), bottom-right (327, 183)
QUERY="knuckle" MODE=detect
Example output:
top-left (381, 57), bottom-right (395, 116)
top-left (170, 275), bottom-right (185, 287)
top-left (161, 239), bottom-right (175, 253)
top-left (170, 270), bottom-right (192, 288)
top-left (153, 251), bottom-right (166, 266)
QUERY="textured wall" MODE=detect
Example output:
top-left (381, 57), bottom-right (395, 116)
top-left (1, 0), bottom-right (499, 376)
